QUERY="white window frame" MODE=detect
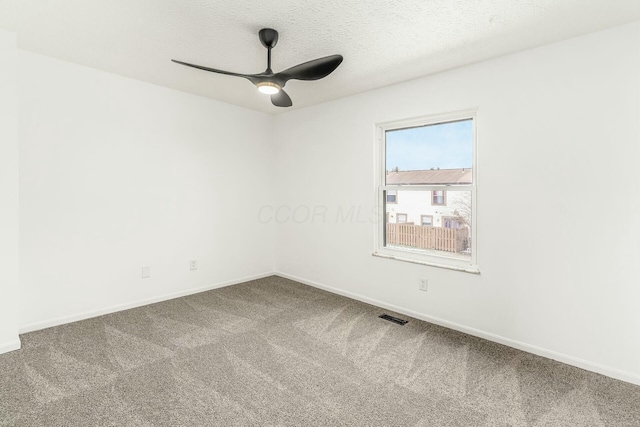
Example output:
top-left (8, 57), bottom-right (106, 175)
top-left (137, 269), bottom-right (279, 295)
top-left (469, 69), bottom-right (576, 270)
top-left (373, 108), bottom-right (479, 274)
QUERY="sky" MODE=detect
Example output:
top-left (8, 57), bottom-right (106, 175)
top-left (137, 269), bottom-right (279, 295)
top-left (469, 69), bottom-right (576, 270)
top-left (386, 119), bottom-right (473, 171)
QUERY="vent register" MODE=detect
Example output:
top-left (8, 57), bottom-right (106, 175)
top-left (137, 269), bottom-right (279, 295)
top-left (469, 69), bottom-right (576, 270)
top-left (378, 314), bottom-right (408, 325)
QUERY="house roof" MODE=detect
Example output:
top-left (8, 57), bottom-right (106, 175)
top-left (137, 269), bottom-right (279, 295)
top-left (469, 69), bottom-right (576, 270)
top-left (386, 168), bottom-right (472, 185)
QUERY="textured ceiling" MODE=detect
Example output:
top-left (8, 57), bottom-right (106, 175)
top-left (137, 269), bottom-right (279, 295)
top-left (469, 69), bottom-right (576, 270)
top-left (1, 0), bottom-right (640, 113)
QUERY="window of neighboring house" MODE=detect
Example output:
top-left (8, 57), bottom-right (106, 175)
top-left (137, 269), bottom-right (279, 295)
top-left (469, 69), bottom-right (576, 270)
top-left (443, 216), bottom-right (465, 229)
top-left (386, 190), bottom-right (397, 204)
top-left (432, 190), bottom-right (446, 206)
top-left (375, 109), bottom-right (478, 273)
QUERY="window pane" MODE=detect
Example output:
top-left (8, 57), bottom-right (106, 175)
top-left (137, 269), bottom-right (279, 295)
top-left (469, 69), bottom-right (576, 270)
top-left (386, 190), bottom-right (397, 203)
top-left (385, 190), bottom-right (472, 259)
top-left (421, 216), bottom-right (433, 226)
top-left (385, 119), bottom-right (473, 185)
top-left (432, 190), bottom-right (445, 205)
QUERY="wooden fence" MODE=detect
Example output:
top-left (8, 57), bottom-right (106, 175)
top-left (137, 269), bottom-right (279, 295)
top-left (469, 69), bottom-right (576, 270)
top-left (386, 223), bottom-right (467, 253)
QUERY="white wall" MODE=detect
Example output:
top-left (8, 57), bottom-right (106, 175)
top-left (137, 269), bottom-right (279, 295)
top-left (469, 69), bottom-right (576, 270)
top-left (19, 51), bottom-right (275, 330)
top-left (274, 22), bottom-right (640, 383)
top-left (0, 30), bottom-right (20, 352)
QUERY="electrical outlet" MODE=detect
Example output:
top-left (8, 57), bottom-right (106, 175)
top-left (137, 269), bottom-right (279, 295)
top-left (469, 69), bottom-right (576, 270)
top-left (190, 259), bottom-right (198, 271)
top-left (141, 266), bottom-right (151, 279)
top-left (419, 278), bottom-right (428, 292)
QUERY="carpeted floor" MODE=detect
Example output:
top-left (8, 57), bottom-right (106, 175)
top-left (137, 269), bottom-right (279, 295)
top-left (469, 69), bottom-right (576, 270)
top-left (1, 276), bottom-right (639, 426)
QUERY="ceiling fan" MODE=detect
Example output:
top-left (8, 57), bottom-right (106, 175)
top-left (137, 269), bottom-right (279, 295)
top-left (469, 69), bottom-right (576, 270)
top-left (172, 28), bottom-right (343, 107)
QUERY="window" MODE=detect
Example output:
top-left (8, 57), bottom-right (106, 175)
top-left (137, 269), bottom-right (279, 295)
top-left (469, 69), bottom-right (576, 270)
top-left (432, 190), bottom-right (446, 205)
top-left (386, 190), bottom-right (397, 204)
top-left (375, 109), bottom-right (478, 273)
top-left (444, 216), bottom-right (464, 229)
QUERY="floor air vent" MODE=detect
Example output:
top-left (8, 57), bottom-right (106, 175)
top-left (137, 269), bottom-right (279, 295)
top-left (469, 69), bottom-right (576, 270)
top-left (379, 314), bottom-right (408, 325)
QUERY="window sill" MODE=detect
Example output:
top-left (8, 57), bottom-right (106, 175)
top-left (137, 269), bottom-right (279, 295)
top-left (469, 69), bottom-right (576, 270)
top-left (372, 252), bottom-right (480, 274)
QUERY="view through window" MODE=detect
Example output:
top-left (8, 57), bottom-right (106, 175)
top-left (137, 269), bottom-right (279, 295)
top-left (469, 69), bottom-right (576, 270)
top-left (377, 111), bottom-right (477, 270)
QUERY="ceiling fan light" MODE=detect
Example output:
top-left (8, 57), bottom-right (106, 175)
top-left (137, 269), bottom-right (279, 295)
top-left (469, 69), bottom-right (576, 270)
top-left (256, 81), bottom-right (281, 95)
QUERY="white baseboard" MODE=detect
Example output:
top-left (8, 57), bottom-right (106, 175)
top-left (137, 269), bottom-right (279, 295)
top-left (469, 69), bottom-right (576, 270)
top-left (0, 338), bottom-right (21, 355)
top-left (276, 271), bottom-right (640, 387)
top-left (19, 271), bottom-right (275, 334)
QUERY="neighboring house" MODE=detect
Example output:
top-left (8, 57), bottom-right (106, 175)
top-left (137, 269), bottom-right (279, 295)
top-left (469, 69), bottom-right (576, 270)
top-left (385, 168), bottom-right (472, 229)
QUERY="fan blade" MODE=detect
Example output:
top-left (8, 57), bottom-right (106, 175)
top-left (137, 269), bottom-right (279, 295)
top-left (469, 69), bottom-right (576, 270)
top-left (172, 59), bottom-right (259, 83)
top-left (271, 89), bottom-right (292, 107)
top-left (277, 55), bottom-right (343, 82)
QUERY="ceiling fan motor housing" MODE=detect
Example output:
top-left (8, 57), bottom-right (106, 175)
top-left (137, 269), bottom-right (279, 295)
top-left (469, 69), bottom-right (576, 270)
top-left (259, 28), bottom-right (279, 49)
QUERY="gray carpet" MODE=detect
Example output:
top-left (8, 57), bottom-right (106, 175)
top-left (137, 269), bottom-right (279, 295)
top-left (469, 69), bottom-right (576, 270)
top-left (1, 276), bottom-right (639, 426)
